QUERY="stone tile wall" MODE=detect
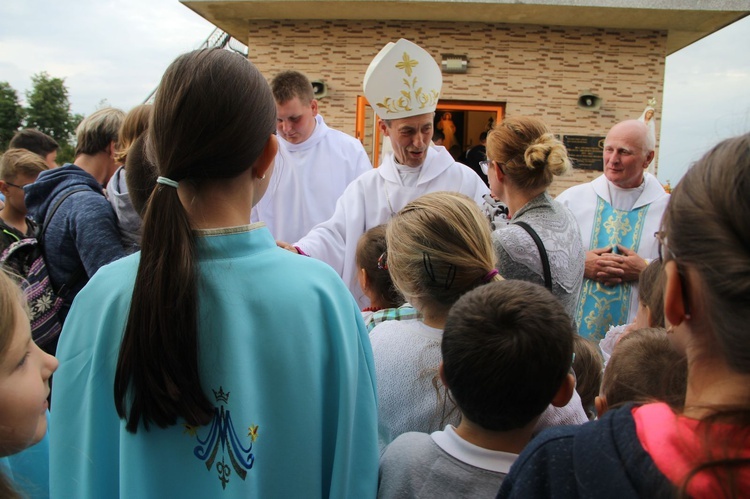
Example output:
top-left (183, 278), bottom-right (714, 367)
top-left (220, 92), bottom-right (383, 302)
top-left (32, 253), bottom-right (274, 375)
top-left (247, 20), bottom-right (667, 195)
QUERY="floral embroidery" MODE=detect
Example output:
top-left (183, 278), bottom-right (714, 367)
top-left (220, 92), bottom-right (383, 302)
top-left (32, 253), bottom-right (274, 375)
top-left (376, 52), bottom-right (439, 115)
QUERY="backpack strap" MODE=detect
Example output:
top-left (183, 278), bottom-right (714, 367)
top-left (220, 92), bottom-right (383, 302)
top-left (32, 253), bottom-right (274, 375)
top-left (513, 220), bottom-right (552, 291)
top-left (39, 187), bottom-right (91, 298)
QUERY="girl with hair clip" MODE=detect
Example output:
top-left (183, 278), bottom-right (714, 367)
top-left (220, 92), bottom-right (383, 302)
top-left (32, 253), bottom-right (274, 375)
top-left (499, 133), bottom-right (750, 498)
top-left (49, 48), bottom-right (379, 498)
top-left (485, 116), bottom-right (584, 318)
top-left (369, 191), bottom-right (502, 447)
top-left (355, 225), bottom-right (404, 326)
top-left (0, 271), bottom-right (58, 499)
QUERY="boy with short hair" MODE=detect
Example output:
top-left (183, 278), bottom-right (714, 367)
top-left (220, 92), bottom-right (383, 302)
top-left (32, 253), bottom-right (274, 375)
top-left (9, 129), bottom-right (59, 169)
top-left (0, 148), bottom-right (48, 249)
top-left (377, 280), bottom-right (576, 497)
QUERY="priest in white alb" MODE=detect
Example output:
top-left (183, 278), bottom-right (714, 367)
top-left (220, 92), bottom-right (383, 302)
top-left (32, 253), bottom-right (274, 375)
top-left (280, 38), bottom-right (489, 306)
top-left (556, 119), bottom-right (669, 339)
top-left (251, 70), bottom-right (372, 242)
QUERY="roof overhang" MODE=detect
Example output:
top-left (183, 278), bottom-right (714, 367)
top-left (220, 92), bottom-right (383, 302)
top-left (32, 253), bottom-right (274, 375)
top-left (181, 0), bottom-right (749, 55)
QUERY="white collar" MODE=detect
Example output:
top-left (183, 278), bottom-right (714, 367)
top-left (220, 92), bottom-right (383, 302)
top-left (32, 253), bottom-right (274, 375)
top-left (430, 425), bottom-right (518, 473)
top-left (277, 114), bottom-right (328, 152)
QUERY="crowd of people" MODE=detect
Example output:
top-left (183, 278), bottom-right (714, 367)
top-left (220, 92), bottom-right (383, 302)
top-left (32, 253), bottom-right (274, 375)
top-left (0, 37), bottom-right (748, 498)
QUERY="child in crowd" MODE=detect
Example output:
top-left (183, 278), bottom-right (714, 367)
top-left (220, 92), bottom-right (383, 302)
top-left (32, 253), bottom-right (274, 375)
top-left (107, 104), bottom-right (152, 252)
top-left (500, 134), bottom-right (750, 497)
top-left (378, 280), bottom-right (575, 497)
top-left (49, 48), bottom-right (378, 497)
top-left (370, 191), bottom-right (502, 447)
top-left (572, 335), bottom-right (604, 420)
top-left (600, 259), bottom-right (664, 364)
top-left (123, 134), bottom-right (158, 218)
top-left (0, 270), bottom-right (58, 498)
top-left (596, 327), bottom-right (687, 417)
top-left (0, 149), bottom-right (48, 254)
top-left (355, 225), bottom-right (404, 326)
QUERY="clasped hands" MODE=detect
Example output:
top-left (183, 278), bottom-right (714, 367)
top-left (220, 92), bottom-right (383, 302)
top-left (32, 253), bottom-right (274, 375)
top-left (584, 245), bottom-right (646, 286)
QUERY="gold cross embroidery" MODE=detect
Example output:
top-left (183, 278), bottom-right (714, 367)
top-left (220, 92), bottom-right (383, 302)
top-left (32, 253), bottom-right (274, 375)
top-left (396, 52), bottom-right (419, 76)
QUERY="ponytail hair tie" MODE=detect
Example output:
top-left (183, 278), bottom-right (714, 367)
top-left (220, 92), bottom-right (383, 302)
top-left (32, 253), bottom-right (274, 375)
top-left (483, 269), bottom-right (499, 282)
top-left (156, 176), bottom-right (179, 189)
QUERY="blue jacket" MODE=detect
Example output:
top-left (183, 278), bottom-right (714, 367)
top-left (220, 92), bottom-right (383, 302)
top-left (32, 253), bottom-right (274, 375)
top-left (498, 404), bottom-right (674, 498)
top-left (25, 164), bottom-right (125, 321)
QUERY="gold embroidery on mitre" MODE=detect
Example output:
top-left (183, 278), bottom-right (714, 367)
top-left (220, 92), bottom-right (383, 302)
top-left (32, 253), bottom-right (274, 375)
top-left (376, 51), bottom-right (439, 115)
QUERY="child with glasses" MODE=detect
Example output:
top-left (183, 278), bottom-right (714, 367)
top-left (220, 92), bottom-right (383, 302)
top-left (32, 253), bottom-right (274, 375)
top-left (378, 280), bottom-right (575, 497)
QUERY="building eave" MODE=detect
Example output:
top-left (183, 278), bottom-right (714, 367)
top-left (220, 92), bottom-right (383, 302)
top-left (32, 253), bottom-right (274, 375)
top-left (181, 0), bottom-right (749, 55)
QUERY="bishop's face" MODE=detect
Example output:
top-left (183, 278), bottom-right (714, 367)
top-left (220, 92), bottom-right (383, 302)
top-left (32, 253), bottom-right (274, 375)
top-left (381, 113), bottom-right (434, 168)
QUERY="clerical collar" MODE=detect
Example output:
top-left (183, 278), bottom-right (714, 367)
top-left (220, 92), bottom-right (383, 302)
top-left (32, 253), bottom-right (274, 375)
top-left (607, 177), bottom-right (646, 211)
top-left (394, 162), bottom-right (422, 187)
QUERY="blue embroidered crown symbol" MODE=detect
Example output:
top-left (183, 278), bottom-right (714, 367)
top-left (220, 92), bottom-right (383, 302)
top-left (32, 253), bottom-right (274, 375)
top-left (212, 386), bottom-right (230, 404)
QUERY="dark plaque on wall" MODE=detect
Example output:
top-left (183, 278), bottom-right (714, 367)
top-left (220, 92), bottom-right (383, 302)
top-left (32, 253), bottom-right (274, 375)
top-left (563, 135), bottom-right (605, 171)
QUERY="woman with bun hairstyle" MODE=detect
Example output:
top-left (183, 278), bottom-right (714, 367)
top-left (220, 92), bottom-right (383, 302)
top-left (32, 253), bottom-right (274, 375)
top-left (485, 116), bottom-right (584, 317)
top-left (48, 48), bottom-right (378, 498)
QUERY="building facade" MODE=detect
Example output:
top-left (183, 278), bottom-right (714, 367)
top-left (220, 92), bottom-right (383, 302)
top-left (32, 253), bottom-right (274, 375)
top-left (183, 1), bottom-right (748, 194)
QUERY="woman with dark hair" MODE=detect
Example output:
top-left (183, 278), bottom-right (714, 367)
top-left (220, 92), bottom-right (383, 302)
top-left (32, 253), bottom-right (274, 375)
top-left (499, 134), bottom-right (750, 497)
top-left (49, 48), bottom-right (379, 498)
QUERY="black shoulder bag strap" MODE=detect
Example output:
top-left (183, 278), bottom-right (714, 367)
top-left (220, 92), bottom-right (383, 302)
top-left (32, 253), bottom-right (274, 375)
top-left (40, 187), bottom-right (90, 298)
top-left (513, 220), bottom-right (552, 291)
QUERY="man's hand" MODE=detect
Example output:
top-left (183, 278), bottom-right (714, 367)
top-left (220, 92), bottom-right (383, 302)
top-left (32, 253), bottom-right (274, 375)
top-left (584, 247), bottom-right (613, 280)
top-left (589, 245), bottom-right (647, 286)
top-left (276, 240), bottom-right (299, 254)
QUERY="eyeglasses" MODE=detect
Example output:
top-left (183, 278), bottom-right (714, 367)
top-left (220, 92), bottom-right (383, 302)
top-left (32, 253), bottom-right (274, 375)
top-left (654, 231), bottom-right (692, 317)
top-left (5, 182), bottom-right (29, 190)
top-left (480, 160), bottom-right (505, 176)
top-left (377, 251), bottom-right (388, 270)
top-left (654, 231), bottom-right (675, 263)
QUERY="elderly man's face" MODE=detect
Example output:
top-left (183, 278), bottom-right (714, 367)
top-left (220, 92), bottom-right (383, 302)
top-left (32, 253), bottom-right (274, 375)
top-left (380, 113), bottom-right (434, 168)
top-left (602, 121), bottom-right (654, 189)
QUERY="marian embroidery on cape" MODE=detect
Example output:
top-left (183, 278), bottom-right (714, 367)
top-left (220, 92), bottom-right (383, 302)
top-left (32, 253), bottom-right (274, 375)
top-left (184, 386), bottom-right (258, 490)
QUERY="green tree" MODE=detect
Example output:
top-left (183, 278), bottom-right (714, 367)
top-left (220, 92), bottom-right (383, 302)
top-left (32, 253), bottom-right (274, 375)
top-left (0, 81), bottom-right (25, 150)
top-left (25, 72), bottom-right (80, 147)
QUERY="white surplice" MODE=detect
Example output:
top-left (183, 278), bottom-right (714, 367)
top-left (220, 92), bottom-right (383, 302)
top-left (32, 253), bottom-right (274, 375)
top-left (252, 114), bottom-right (372, 242)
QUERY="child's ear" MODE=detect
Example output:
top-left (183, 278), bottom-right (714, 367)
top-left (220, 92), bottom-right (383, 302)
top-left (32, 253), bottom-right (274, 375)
top-left (595, 395), bottom-right (608, 418)
top-left (358, 268), bottom-right (369, 294)
top-left (0, 180), bottom-right (8, 196)
top-left (551, 373), bottom-right (575, 408)
top-left (253, 135), bottom-right (278, 180)
top-left (439, 361), bottom-right (449, 390)
top-left (664, 261), bottom-right (691, 327)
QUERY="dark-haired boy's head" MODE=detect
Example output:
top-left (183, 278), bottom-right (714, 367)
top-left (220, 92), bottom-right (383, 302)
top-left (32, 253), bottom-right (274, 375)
top-left (124, 134), bottom-right (157, 217)
top-left (9, 129), bottom-right (59, 168)
top-left (442, 280), bottom-right (574, 431)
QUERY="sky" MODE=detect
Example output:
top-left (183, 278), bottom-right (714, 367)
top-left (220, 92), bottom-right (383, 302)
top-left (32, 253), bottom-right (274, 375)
top-left (1, 1), bottom-right (748, 185)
